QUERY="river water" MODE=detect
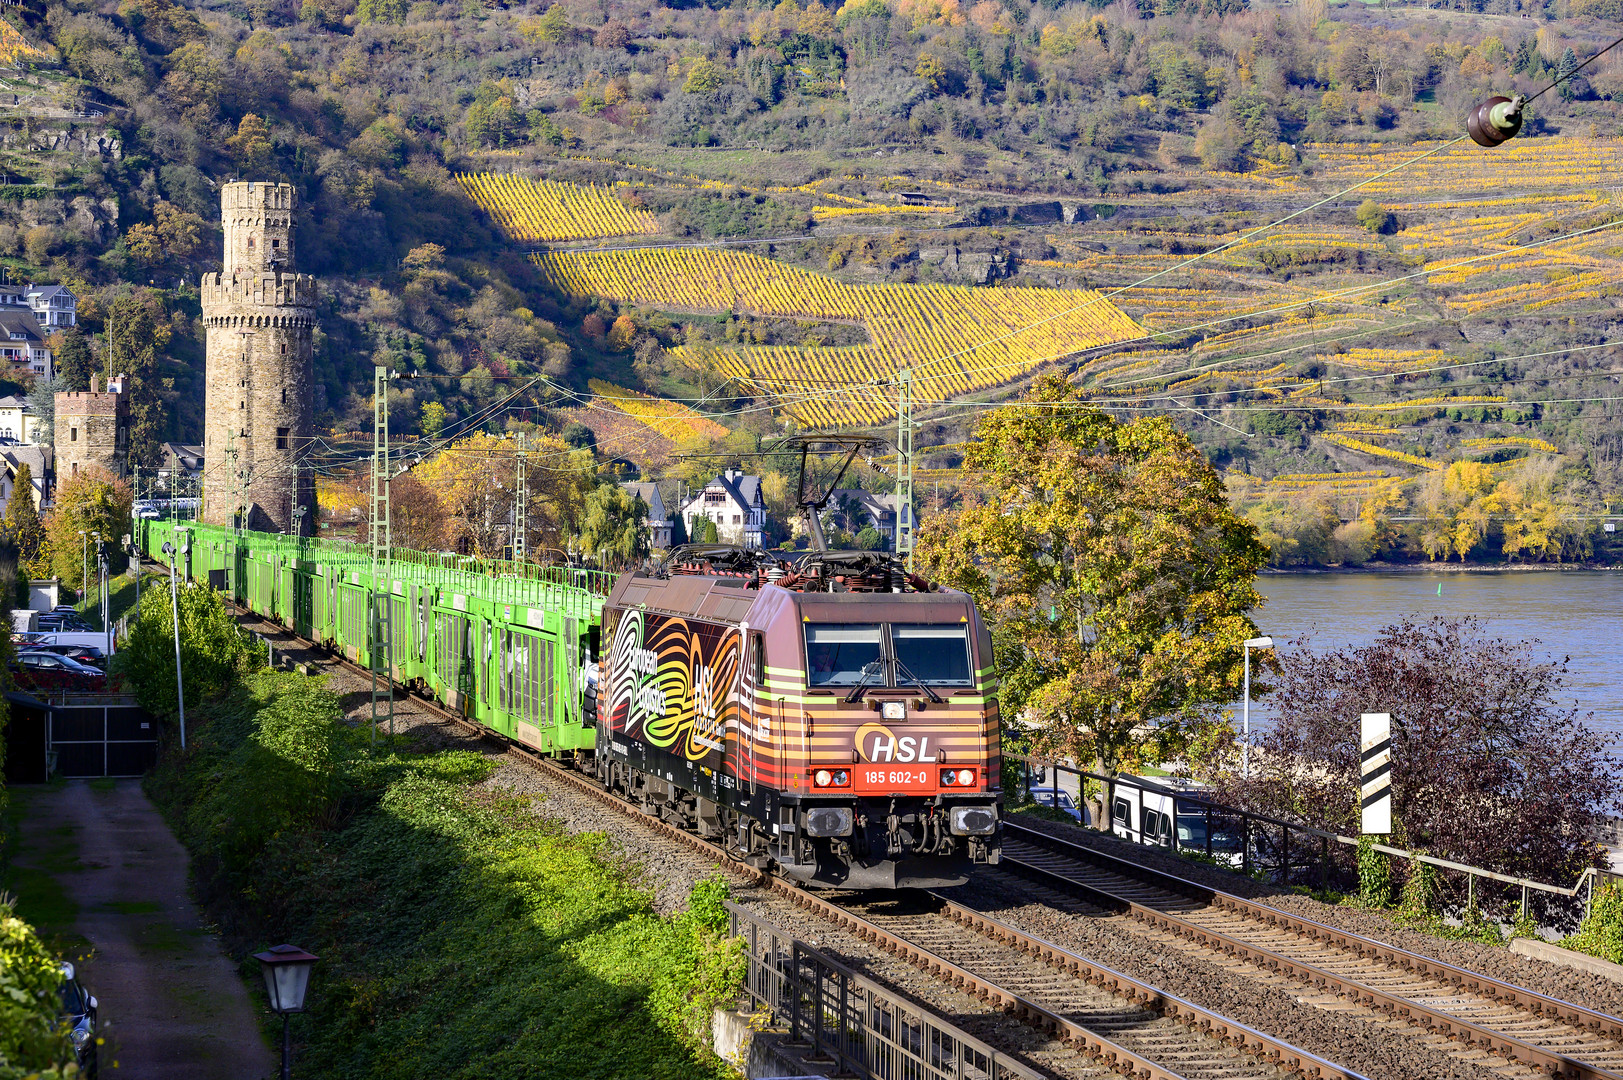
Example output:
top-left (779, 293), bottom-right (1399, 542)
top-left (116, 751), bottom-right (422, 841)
top-left (1252, 569), bottom-right (1623, 743)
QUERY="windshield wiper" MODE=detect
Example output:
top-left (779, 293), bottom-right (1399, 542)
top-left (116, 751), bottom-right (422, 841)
top-left (844, 659), bottom-right (885, 703)
top-left (891, 658), bottom-right (943, 703)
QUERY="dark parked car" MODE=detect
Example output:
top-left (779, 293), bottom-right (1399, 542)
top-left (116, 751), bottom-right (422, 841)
top-left (60, 961), bottom-right (97, 1077)
top-left (26, 643), bottom-right (106, 669)
top-left (37, 615), bottom-right (93, 633)
top-left (14, 651), bottom-right (105, 680)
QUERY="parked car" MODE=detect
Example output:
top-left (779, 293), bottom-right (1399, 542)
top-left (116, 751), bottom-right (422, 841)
top-left (59, 961), bottom-right (97, 1077)
top-left (37, 615), bottom-right (93, 633)
top-left (1110, 774), bottom-right (1246, 866)
top-left (14, 651), bottom-right (106, 680)
top-left (1028, 787), bottom-right (1088, 824)
top-left (25, 643), bottom-right (107, 669)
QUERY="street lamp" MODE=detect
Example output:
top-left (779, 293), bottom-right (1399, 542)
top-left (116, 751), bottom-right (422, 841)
top-left (252, 943), bottom-right (319, 1080)
top-left (77, 530), bottom-right (88, 602)
top-left (161, 540), bottom-right (186, 750)
top-left (1242, 636), bottom-right (1273, 779)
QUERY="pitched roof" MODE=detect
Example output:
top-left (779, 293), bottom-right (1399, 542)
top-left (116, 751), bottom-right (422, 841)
top-left (24, 284), bottom-right (71, 302)
top-left (0, 311), bottom-right (43, 342)
top-left (0, 395), bottom-right (30, 409)
top-left (619, 481), bottom-right (669, 521)
top-left (2, 446), bottom-right (51, 475)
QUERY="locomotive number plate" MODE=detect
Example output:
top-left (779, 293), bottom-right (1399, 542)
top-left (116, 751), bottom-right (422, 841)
top-left (855, 765), bottom-right (936, 793)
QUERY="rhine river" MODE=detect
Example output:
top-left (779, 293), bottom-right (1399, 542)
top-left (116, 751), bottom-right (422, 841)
top-left (1252, 569), bottom-right (1623, 741)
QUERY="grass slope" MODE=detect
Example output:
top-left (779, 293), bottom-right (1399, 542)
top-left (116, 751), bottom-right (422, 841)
top-left (146, 669), bottom-right (740, 1080)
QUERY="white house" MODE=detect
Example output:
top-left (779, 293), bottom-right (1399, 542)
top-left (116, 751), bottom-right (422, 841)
top-left (0, 445), bottom-right (51, 511)
top-left (681, 469), bottom-right (768, 549)
top-left (0, 311), bottom-right (52, 379)
top-left (619, 481), bottom-right (673, 549)
top-left (25, 284), bottom-right (76, 329)
top-left (0, 395), bottom-right (38, 444)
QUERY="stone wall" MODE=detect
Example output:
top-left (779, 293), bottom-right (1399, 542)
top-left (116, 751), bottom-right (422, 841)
top-left (55, 376), bottom-right (125, 482)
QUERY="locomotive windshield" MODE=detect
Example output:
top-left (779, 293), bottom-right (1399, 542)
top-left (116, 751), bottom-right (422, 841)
top-left (889, 625), bottom-right (972, 686)
top-left (806, 625), bottom-right (883, 686)
top-left (804, 622), bottom-right (973, 687)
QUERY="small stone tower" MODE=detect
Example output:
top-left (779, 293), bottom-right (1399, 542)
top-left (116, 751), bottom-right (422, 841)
top-left (201, 181), bottom-right (316, 534)
top-left (55, 374), bottom-right (128, 483)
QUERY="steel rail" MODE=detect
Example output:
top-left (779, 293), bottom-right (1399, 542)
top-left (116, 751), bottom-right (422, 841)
top-left (227, 605), bottom-right (1360, 1080)
top-left (1002, 819), bottom-right (1623, 1080)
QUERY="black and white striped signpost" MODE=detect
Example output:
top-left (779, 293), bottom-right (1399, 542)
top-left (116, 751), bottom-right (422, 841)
top-left (1360, 712), bottom-right (1392, 834)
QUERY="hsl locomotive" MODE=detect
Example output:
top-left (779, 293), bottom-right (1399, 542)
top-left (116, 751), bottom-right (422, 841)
top-left (596, 546), bottom-right (1003, 889)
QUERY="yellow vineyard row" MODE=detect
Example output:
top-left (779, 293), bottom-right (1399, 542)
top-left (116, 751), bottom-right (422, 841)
top-left (535, 248), bottom-right (1144, 426)
top-left (1320, 432), bottom-right (1443, 470)
top-left (457, 173), bottom-right (659, 243)
top-left (1462, 435), bottom-right (1558, 453)
top-left (586, 378), bottom-right (729, 443)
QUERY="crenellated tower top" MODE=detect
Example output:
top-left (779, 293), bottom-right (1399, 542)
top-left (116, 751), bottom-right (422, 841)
top-left (220, 180), bottom-right (296, 277)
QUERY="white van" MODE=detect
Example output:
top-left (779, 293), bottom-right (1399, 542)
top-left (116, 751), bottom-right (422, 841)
top-left (10, 608), bottom-right (37, 634)
top-left (1109, 774), bottom-right (1244, 864)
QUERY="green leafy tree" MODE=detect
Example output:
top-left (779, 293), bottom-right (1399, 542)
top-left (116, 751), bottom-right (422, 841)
top-left (0, 897), bottom-right (76, 1080)
top-left (917, 375), bottom-right (1269, 809)
top-left (25, 375), bottom-right (62, 448)
top-left (854, 525), bottom-right (883, 551)
top-left (576, 484), bottom-right (650, 567)
top-left (102, 290), bottom-right (173, 469)
top-left (4, 464), bottom-right (45, 570)
top-left (465, 81), bottom-right (522, 148)
top-left (45, 469), bottom-right (132, 596)
top-left (1355, 199), bottom-right (1396, 234)
top-left (50, 329), bottom-right (95, 392)
top-left (691, 516), bottom-right (718, 543)
top-left (356, 0), bottom-right (406, 23)
top-left (114, 577), bottom-right (254, 722)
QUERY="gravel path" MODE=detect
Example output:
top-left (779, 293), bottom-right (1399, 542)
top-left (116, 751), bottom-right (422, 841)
top-left (1008, 812), bottom-right (1623, 1019)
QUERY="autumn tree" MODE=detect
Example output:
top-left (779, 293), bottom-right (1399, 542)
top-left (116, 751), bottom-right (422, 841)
top-left (44, 468), bottom-right (133, 596)
top-left (390, 472), bottom-right (446, 552)
top-left (412, 433), bottom-right (594, 558)
top-left (1215, 617), bottom-right (1621, 892)
top-left (575, 483), bottom-right (649, 567)
top-left (916, 376), bottom-right (1269, 815)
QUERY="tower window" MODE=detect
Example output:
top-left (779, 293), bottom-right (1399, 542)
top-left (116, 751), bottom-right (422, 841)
top-left (239, 400), bottom-right (245, 409)
top-left (281, 343), bottom-right (287, 355)
top-left (69, 427), bottom-right (76, 442)
top-left (71, 462), bottom-right (77, 476)
top-left (248, 237), bottom-right (256, 250)
top-left (272, 239), bottom-right (280, 249)
top-left (281, 387), bottom-right (286, 404)
top-left (276, 427), bottom-right (288, 450)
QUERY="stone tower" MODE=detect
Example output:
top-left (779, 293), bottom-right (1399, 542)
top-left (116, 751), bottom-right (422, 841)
top-left (201, 181), bottom-right (316, 534)
top-left (55, 373), bottom-right (128, 483)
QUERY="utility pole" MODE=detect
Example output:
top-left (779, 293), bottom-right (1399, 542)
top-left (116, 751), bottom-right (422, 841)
top-left (513, 431), bottom-right (528, 562)
top-left (894, 367), bottom-right (915, 572)
top-left (369, 365), bottom-right (393, 744)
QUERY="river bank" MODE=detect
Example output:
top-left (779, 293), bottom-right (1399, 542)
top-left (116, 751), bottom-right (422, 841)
top-left (1263, 562), bottom-right (1623, 574)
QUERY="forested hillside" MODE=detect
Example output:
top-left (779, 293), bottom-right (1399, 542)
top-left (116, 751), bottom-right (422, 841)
top-left (0, 0), bottom-right (1619, 563)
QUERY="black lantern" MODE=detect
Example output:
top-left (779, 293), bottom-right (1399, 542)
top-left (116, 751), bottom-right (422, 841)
top-left (253, 944), bottom-right (318, 1080)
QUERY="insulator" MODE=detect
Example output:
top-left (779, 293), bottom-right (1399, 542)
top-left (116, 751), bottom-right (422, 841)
top-left (1467, 95), bottom-right (1524, 147)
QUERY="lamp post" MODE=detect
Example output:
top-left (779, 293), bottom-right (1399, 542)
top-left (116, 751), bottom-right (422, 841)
top-left (161, 540), bottom-right (186, 750)
top-left (1242, 636), bottom-right (1273, 779)
top-left (91, 532), bottom-right (104, 634)
top-left (252, 944), bottom-right (319, 1080)
top-left (78, 529), bottom-right (87, 603)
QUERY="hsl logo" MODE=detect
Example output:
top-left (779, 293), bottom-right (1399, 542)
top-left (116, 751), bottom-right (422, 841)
top-left (854, 722), bottom-right (937, 763)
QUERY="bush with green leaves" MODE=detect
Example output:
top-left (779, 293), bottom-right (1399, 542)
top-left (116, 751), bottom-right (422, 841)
top-left (0, 898), bottom-right (75, 1080)
top-left (1564, 883), bottom-right (1623, 963)
top-left (112, 581), bottom-right (259, 724)
top-left (147, 669), bottom-right (740, 1079)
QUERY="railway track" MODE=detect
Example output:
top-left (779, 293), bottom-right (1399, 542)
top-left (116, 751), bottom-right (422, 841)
top-left (998, 818), bottom-right (1623, 1080)
top-left (228, 605), bottom-right (1362, 1080)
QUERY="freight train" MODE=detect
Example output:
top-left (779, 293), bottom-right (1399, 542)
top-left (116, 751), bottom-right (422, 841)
top-left (139, 521), bottom-right (1003, 888)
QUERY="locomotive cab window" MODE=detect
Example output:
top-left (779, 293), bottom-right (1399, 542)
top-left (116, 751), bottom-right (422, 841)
top-left (805, 624), bottom-right (882, 686)
top-left (889, 625), bottom-right (972, 686)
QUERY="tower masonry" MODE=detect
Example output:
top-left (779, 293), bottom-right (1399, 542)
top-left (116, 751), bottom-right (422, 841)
top-left (55, 373), bottom-right (128, 484)
top-left (202, 181), bottom-right (316, 534)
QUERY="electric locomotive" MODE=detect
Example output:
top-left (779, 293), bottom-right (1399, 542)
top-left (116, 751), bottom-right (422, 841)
top-left (596, 546), bottom-right (1003, 889)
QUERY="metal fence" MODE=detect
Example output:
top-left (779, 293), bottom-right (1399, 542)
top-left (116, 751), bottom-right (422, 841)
top-left (1012, 755), bottom-right (1623, 931)
top-left (728, 902), bottom-right (1043, 1080)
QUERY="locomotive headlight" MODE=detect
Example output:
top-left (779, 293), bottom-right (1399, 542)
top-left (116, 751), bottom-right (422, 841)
top-left (814, 769), bottom-right (833, 787)
top-left (804, 807), bottom-right (853, 837)
top-left (949, 805), bottom-right (998, 836)
top-left (939, 769), bottom-right (956, 786)
top-left (832, 769), bottom-right (849, 786)
top-left (880, 700), bottom-right (906, 720)
top-left (956, 769), bottom-right (976, 786)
